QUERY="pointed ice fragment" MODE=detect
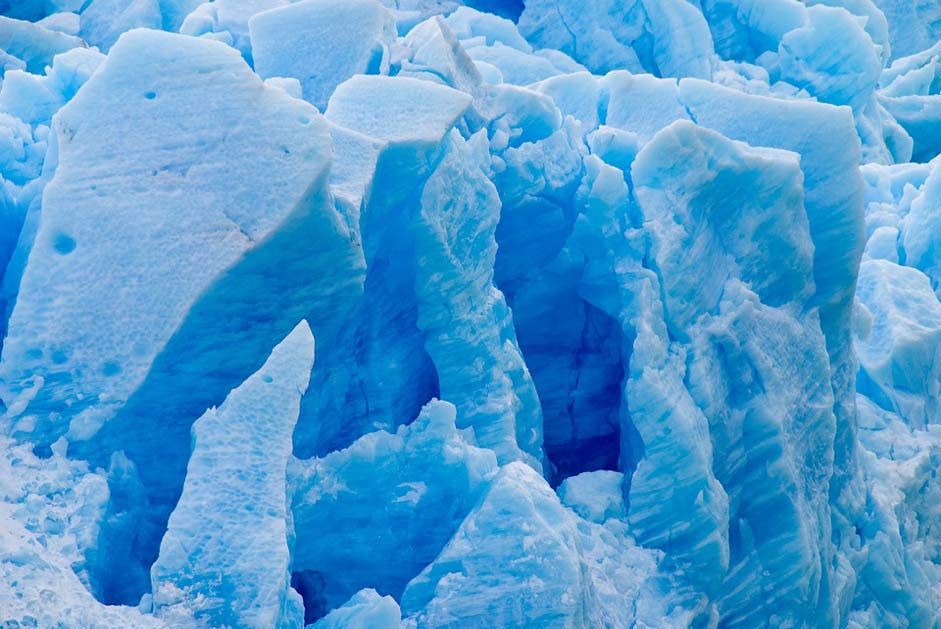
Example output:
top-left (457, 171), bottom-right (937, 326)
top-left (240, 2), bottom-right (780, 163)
top-left (150, 321), bottom-right (314, 628)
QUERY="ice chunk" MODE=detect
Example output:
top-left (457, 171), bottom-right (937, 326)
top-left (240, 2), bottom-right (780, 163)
top-left (775, 5), bottom-right (882, 110)
top-left (871, 0), bottom-right (941, 60)
top-left (412, 129), bottom-right (543, 468)
top-left (0, 47), bottom-right (104, 126)
top-left (180, 0), bottom-right (288, 65)
top-left (633, 121), bottom-right (813, 334)
top-left (444, 6), bottom-right (530, 51)
top-left (854, 396), bottom-right (941, 624)
top-left (250, 0), bottom-right (397, 110)
top-left (855, 260), bottom-right (941, 428)
top-left (311, 589), bottom-right (401, 629)
top-left (36, 11), bottom-right (80, 35)
top-left (296, 74), bottom-right (473, 460)
top-left (464, 40), bottom-right (585, 85)
top-left (399, 16), bottom-right (481, 94)
top-left (602, 71), bottom-right (691, 142)
top-left (0, 15), bottom-right (84, 75)
top-left (557, 469), bottom-right (625, 523)
top-left (79, 0), bottom-right (162, 51)
top-left (0, 27), bottom-right (356, 446)
top-left (633, 120), bottom-right (842, 624)
top-left (901, 159), bottom-right (941, 288)
top-left (519, 0), bottom-right (714, 79)
top-left (150, 321), bottom-right (314, 627)
top-left (401, 461), bottom-right (686, 628)
top-left (326, 74), bottom-right (471, 145)
top-left (291, 400), bottom-right (498, 616)
top-left (678, 80), bottom-right (864, 492)
top-left (0, 504), bottom-right (170, 627)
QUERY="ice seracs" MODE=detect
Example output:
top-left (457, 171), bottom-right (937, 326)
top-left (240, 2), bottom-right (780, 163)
top-left (0, 0), bottom-right (941, 626)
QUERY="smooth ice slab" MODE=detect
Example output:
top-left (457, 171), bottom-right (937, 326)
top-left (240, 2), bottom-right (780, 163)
top-left (250, 0), bottom-right (397, 110)
top-left (325, 75), bottom-right (472, 145)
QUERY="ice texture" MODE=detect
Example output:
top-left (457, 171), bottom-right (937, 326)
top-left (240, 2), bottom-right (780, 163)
top-left (150, 321), bottom-right (313, 627)
top-left (1, 0), bottom-right (941, 627)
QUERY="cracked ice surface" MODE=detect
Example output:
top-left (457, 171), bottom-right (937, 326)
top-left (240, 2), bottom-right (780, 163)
top-left (1, 0), bottom-right (941, 627)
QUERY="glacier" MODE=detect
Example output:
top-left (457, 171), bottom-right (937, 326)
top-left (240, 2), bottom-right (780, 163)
top-left (0, 0), bottom-right (940, 627)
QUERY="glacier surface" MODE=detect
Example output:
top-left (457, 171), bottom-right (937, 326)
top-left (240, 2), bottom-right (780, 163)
top-left (0, 0), bottom-right (940, 627)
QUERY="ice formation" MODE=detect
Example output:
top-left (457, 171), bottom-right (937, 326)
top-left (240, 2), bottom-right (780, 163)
top-left (0, 0), bottom-right (940, 627)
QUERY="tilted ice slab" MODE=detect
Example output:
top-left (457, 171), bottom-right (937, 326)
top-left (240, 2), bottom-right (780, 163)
top-left (0, 28), bottom-right (364, 603)
top-left (250, 0), bottom-right (397, 110)
top-left (151, 321), bottom-right (313, 627)
top-left (0, 28), bottom-right (362, 472)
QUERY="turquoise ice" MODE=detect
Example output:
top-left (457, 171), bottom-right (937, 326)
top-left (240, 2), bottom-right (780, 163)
top-left (0, 0), bottom-right (940, 626)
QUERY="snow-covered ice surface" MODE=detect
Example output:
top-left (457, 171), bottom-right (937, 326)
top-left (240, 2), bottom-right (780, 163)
top-left (0, 0), bottom-right (940, 627)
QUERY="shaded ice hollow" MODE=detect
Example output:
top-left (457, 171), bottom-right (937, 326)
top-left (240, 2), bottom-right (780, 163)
top-left (0, 0), bottom-right (941, 627)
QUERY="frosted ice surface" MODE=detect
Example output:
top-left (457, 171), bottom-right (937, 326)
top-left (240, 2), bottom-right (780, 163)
top-left (151, 322), bottom-right (314, 627)
top-left (0, 0), bottom-right (941, 626)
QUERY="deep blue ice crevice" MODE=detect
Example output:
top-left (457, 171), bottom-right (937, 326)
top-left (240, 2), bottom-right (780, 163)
top-left (295, 75), bottom-right (470, 459)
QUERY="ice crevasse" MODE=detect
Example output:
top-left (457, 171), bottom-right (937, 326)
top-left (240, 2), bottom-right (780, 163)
top-left (0, 0), bottom-right (940, 627)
